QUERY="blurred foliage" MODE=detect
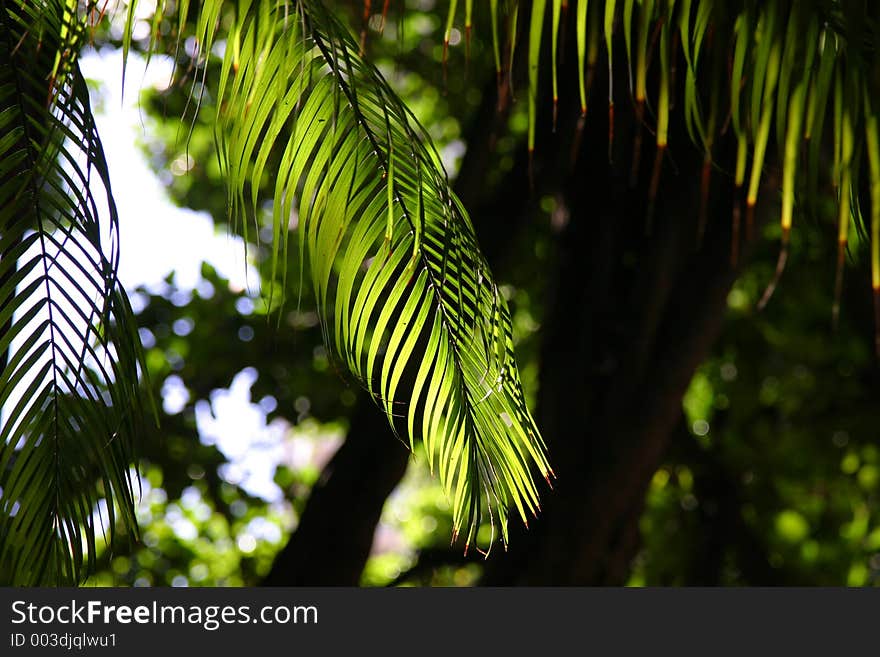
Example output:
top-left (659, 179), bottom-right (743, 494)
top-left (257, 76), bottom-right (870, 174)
top-left (631, 217), bottom-right (880, 586)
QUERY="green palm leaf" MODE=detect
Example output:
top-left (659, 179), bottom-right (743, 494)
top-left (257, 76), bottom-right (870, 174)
top-left (205, 0), bottom-right (552, 549)
top-left (0, 0), bottom-right (147, 584)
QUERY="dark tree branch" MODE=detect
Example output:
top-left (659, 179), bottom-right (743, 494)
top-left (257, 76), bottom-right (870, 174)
top-left (262, 397), bottom-right (409, 585)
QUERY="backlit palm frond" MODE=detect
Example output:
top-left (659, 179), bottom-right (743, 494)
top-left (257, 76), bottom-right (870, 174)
top-left (443, 0), bottom-right (880, 349)
top-left (0, 0), bottom-right (147, 584)
top-left (197, 0), bottom-right (553, 550)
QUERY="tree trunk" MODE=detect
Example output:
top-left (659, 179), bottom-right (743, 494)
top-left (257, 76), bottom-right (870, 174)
top-left (483, 17), bottom-right (760, 584)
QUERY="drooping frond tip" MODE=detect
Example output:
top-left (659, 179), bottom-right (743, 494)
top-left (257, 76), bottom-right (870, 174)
top-left (211, 0), bottom-right (553, 549)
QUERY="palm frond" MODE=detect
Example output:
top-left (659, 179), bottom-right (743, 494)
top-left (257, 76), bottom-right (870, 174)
top-left (453, 0), bottom-right (880, 348)
top-left (192, 0), bottom-right (552, 550)
top-left (0, 0), bottom-right (147, 584)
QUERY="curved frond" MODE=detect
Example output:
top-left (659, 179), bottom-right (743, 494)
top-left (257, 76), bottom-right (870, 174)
top-left (0, 0), bottom-right (147, 584)
top-left (205, 0), bottom-right (552, 549)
